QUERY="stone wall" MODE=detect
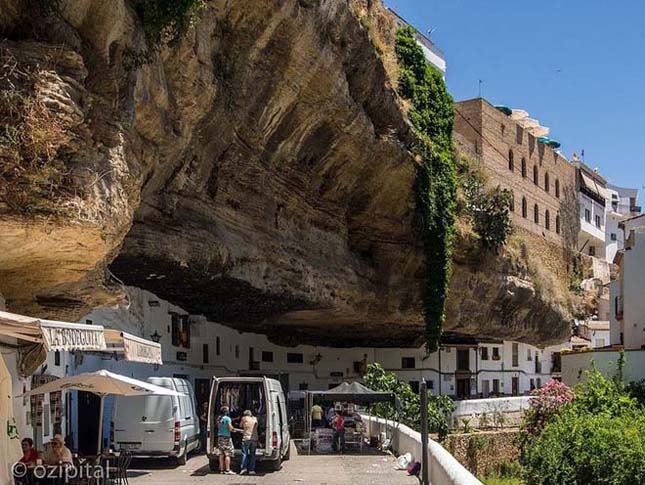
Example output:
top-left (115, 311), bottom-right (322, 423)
top-left (454, 98), bottom-right (577, 246)
top-left (444, 430), bottom-right (521, 478)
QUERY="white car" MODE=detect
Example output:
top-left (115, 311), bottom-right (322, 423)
top-left (207, 376), bottom-right (290, 472)
top-left (112, 377), bottom-right (201, 464)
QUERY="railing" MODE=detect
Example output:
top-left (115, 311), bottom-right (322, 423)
top-left (361, 414), bottom-right (482, 485)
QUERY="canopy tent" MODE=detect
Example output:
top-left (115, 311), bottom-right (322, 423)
top-left (304, 382), bottom-right (397, 454)
top-left (0, 310), bottom-right (162, 376)
top-left (21, 370), bottom-right (183, 454)
top-left (308, 381), bottom-right (396, 404)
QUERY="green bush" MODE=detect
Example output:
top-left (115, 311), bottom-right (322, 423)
top-left (461, 167), bottom-right (513, 252)
top-left (363, 363), bottom-right (455, 439)
top-left (395, 26), bottom-right (456, 352)
top-left (522, 409), bottom-right (645, 485)
top-left (520, 367), bottom-right (645, 484)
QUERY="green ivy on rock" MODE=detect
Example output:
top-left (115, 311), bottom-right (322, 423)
top-left (395, 27), bottom-right (456, 353)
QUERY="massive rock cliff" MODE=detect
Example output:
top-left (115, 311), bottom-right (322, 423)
top-left (0, 0), bottom-right (571, 346)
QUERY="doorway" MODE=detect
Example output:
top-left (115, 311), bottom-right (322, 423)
top-left (77, 391), bottom-right (101, 454)
top-left (512, 377), bottom-right (519, 396)
top-left (456, 378), bottom-right (471, 399)
top-left (456, 349), bottom-right (470, 371)
top-left (194, 378), bottom-right (211, 408)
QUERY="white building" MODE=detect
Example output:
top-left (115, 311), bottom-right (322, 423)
top-left (605, 184), bottom-right (641, 263)
top-left (575, 162), bottom-right (609, 260)
top-left (611, 217), bottom-right (645, 349)
top-left (388, 8), bottom-right (446, 75)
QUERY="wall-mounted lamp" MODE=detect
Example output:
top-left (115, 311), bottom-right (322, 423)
top-left (150, 331), bottom-right (162, 343)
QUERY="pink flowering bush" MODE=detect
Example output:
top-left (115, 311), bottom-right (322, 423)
top-left (522, 379), bottom-right (574, 436)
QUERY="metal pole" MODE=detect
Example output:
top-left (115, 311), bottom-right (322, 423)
top-left (420, 379), bottom-right (429, 485)
top-left (96, 394), bottom-right (105, 455)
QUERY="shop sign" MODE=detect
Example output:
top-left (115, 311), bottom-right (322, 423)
top-left (122, 332), bottom-right (163, 365)
top-left (40, 322), bottom-right (106, 352)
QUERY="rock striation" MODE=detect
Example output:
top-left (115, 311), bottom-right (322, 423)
top-left (0, 0), bottom-right (571, 346)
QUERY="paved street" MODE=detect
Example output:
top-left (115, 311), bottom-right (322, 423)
top-left (126, 445), bottom-right (418, 484)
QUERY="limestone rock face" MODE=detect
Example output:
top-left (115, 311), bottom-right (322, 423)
top-left (0, 0), bottom-right (571, 346)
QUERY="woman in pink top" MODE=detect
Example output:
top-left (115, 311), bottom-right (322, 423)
top-left (332, 410), bottom-right (345, 453)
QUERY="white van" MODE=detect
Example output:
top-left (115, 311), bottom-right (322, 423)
top-left (112, 377), bottom-right (201, 464)
top-left (207, 377), bottom-right (290, 472)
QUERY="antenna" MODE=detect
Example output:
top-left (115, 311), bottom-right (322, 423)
top-left (478, 79), bottom-right (483, 98)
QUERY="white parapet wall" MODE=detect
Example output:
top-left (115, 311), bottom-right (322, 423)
top-left (361, 414), bottom-right (482, 485)
top-left (451, 396), bottom-right (531, 429)
top-left (562, 349), bottom-right (645, 387)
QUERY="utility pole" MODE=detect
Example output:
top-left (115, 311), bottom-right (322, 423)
top-left (420, 379), bottom-right (429, 485)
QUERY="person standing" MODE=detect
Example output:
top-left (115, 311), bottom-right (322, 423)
top-left (332, 410), bottom-right (345, 453)
top-left (216, 406), bottom-right (236, 475)
top-left (199, 402), bottom-right (209, 452)
top-left (311, 403), bottom-right (323, 428)
top-left (239, 410), bottom-right (259, 475)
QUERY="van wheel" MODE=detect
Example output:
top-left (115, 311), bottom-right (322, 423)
top-left (209, 459), bottom-right (219, 472)
top-left (176, 446), bottom-right (187, 466)
top-left (269, 457), bottom-right (282, 471)
top-left (283, 442), bottom-right (291, 461)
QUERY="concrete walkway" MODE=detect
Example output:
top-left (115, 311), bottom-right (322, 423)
top-left (127, 446), bottom-right (418, 484)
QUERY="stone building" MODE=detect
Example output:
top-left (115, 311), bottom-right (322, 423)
top-left (454, 98), bottom-right (577, 246)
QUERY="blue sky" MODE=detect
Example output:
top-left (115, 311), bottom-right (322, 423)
top-left (385, 0), bottom-right (645, 192)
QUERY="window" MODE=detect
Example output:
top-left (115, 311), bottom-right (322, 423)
top-left (54, 351), bottom-right (61, 366)
top-left (522, 197), bottom-right (527, 218)
top-left (545, 210), bottom-right (551, 230)
top-left (534, 204), bottom-right (539, 224)
top-left (261, 351), bottom-right (274, 362)
top-left (409, 381), bottom-right (420, 394)
top-left (170, 313), bottom-right (190, 349)
top-left (299, 382), bottom-right (309, 390)
top-left (492, 347), bottom-right (500, 360)
top-left (536, 378), bottom-right (542, 388)
top-left (556, 215), bottom-right (561, 234)
top-left (530, 378), bottom-right (535, 390)
top-left (287, 352), bottom-right (304, 364)
top-left (595, 215), bottom-right (601, 228)
top-left (521, 158), bottom-right (527, 177)
top-left (527, 348), bottom-right (532, 361)
top-left (508, 149), bottom-right (514, 171)
top-left (234, 344), bottom-right (240, 359)
top-left (481, 347), bottom-right (489, 360)
top-left (401, 357), bottom-right (416, 369)
top-left (509, 191), bottom-right (515, 212)
top-left (544, 172), bottom-right (550, 192)
top-left (555, 179), bottom-right (560, 198)
top-left (589, 246), bottom-right (596, 256)
top-left (585, 209), bottom-right (591, 223)
top-left (611, 233), bottom-right (617, 241)
top-left (202, 344), bottom-right (209, 364)
top-left (512, 343), bottom-right (519, 367)
top-left (216, 336), bottom-right (221, 356)
top-left (533, 165), bottom-right (539, 185)
top-left (428, 380), bottom-right (435, 390)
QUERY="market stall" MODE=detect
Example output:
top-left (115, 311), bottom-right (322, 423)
top-left (304, 382), bottom-right (396, 454)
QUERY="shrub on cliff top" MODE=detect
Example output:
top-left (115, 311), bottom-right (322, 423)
top-left (395, 26), bottom-right (456, 353)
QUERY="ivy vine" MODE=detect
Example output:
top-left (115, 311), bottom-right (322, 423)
top-left (395, 27), bottom-right (456, 352)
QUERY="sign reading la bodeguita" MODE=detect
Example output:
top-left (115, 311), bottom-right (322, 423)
top-left (122, 332), bottom-right (163, 365)
top-left (40, 322), bottom-right (107, 352)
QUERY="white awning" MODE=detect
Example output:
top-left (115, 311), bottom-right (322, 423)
top-left (104, 330), bottom-right (163, 365)
top-left (581, 171), bottom-right (612, 200)
top-left (0, 311), bottom-right (106, 351)
top-left (0, 311), bottom-right (162, 365)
